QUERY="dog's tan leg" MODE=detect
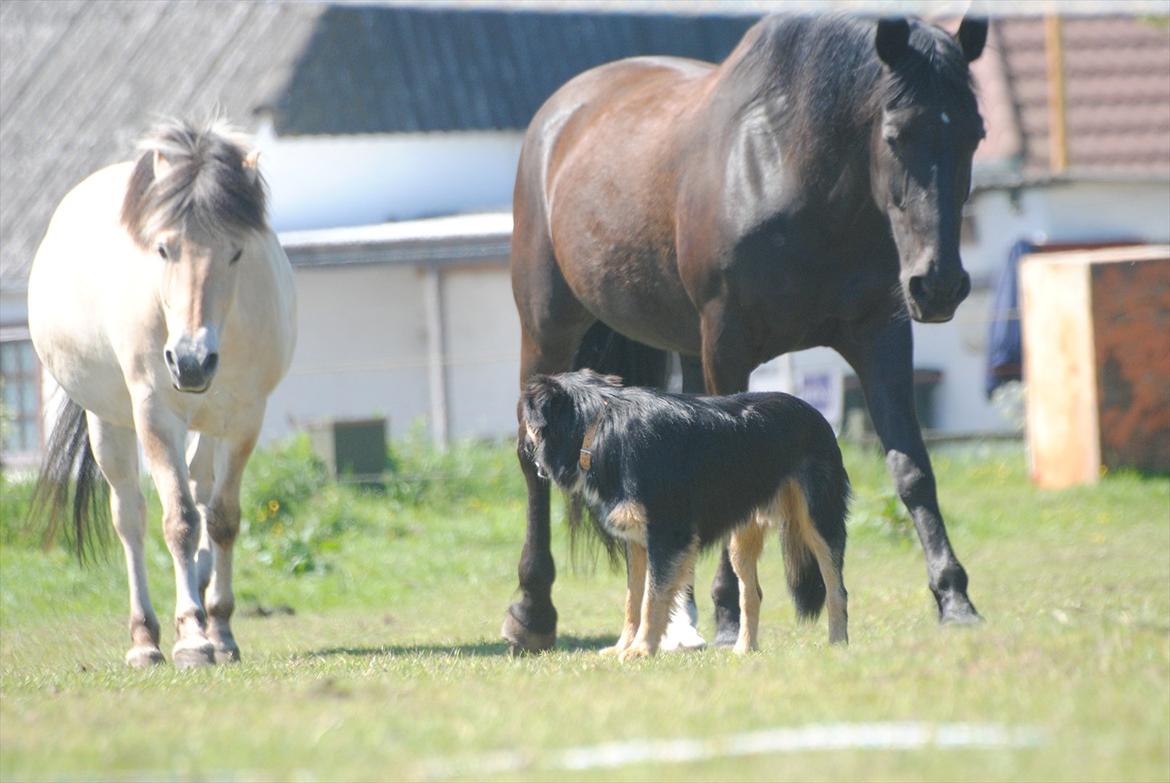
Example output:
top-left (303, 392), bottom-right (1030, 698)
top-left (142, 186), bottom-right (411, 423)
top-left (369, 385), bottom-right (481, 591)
top-left (729, 521), bottom-right (766, 654)
top-left (600, 542), bottom-right (646, 657)
top-left (799, 523), bottom-right (849, 646)
top-left (620, 540), bottom-right (698, 661)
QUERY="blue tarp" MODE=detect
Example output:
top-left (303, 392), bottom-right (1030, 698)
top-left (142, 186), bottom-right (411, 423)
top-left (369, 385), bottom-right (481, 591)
top-left (985, 239), bottom-right (1031, 398)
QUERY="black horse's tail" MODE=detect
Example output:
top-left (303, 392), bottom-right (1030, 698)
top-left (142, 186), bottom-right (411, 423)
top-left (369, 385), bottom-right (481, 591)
top-left (28, 397), bottom-right (109, 563)
top-left (566, 321), bottom-right (670, 569)
top-left (779, 456), bottom-right (851, 620)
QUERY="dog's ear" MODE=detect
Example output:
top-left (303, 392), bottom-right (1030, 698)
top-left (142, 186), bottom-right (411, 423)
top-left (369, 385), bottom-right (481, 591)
top-left (578, 368), bottom-right (624, 388)
top-left (521, 374), bottom-right (563, 429)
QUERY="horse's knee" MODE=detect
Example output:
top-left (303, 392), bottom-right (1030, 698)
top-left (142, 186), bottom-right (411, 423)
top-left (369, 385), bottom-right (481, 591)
top-left (164, 498), bottom-right (202, 555)
top-left (206, 500), bottom-right (240, 547)
top-left (886, 450), bottom-right (935, 507)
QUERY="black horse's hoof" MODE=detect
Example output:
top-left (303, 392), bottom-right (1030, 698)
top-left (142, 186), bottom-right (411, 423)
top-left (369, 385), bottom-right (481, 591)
top-left (939, 594), bottom-right (983, 626)
top-left (712, 604), bottom-right (740, 648)
top-left (501, 604), bottom-right (556, 654)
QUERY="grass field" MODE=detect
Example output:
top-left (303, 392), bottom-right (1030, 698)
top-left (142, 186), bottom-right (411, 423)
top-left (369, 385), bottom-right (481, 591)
top-left (1, 438), bottom-right (1168, 781)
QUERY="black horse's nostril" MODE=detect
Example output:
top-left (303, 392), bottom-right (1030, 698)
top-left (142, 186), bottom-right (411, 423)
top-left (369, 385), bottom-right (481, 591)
top-left (954, 272), bottom-right (972, 302)
top-left (908, 275), bottom-right (929, 303)
top-left (202, 352), bottom-right (219, 377)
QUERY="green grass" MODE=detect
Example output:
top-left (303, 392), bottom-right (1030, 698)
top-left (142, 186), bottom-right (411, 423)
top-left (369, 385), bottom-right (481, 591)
top-left (1, 441), bottom-right (1167, 782)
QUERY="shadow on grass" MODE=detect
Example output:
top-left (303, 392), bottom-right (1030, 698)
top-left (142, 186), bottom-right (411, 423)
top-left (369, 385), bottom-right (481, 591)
top-left (299, 634), bottom-right (613, 660)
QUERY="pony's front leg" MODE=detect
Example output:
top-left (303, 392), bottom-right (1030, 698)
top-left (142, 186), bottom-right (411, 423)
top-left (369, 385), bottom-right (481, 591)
top-left (86, 413), bottom-right (165, 667)
top-left (136, 404), bottom-right (215, 668)
top-left (202, 431), bottom-right (258, 663)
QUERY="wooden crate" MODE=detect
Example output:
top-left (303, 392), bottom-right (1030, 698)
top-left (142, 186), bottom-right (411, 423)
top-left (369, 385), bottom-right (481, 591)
top-left (1021, 245), bottom-right (1170, 489)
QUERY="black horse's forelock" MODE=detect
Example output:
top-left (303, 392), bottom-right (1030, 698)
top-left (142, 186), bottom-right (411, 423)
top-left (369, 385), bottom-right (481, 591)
top-left (121, 119), bottom-right (268, 248)
top-left (881, 22), bottom-right (979, 119)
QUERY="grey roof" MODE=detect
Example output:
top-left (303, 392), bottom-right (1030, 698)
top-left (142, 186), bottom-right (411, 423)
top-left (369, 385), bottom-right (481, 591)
top-left (261, 6), bottom-right (755, 135)
top-left (0, 1), bottom-right (754, 292)
top-left (0, 0), bottom-right (324, 291)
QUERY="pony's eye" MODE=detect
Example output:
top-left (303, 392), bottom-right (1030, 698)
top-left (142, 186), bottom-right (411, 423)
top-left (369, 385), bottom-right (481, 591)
top-left (229, 249), bottom-right (242, 265)
top-left (156, 243), bottom-right (169, 260)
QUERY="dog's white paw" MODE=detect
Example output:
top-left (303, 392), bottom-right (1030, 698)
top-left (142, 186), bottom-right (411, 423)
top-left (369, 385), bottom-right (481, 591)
top-left (659, 608), bottom-right (707, 652)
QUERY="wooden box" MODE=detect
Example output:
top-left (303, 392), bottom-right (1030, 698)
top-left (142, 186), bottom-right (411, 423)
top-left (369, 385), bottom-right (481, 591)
top-left (1021, 245), bottom-right (1170, 489)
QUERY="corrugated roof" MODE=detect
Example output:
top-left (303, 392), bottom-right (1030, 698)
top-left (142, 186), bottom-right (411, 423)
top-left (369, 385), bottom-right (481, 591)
top-left (0, 0), bottom-right (325, 290)
top-left (258, 6), bottom-right (754, 135)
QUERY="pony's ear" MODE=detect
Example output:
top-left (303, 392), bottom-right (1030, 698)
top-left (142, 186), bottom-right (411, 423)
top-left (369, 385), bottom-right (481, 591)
top-left (875, 18), bottom-right (911, 66)
top-left (243, 149), bottom-right (261, 185)
top-left (956, 17), bottom-right (988, 63)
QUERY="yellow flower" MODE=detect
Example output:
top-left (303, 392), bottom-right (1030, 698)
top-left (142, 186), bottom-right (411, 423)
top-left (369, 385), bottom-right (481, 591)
top-left (268, 499), bottom-right (281, 515)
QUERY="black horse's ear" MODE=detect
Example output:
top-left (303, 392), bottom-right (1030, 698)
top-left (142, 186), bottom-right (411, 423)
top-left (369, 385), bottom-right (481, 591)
top-left (956, 17), bottom-right (988, 62)
top-left (875, 18), bottom-right (911, 66)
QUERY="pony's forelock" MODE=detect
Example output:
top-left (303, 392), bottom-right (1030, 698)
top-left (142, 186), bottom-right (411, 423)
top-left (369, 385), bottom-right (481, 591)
top-left (121, 118), bottom-right (268, 249)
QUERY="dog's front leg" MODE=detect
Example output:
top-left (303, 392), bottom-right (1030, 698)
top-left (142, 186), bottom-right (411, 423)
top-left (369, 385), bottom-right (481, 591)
top-left (620, 540), bottom-right (698, 661)
top-left (601, 542), bottom-right (646, 657)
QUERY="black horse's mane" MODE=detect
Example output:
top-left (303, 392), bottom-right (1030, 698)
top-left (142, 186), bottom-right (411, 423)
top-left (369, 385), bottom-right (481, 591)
top-left (730, 14), bottom-right (979, 129)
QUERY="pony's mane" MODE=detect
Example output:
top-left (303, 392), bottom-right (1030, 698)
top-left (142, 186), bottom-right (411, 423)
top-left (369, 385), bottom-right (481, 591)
top-left (120, 119), bottom-right (268, 249)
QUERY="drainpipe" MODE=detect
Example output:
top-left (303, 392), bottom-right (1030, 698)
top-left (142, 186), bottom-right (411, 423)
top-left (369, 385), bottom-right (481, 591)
top-left (1044, 14), bottom-right (1069, 174)
top-left (423, 265), bottom-right (449, 450)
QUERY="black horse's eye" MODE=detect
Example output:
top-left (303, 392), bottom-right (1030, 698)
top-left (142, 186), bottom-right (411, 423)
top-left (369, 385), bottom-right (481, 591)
top-left (157, 243), bottom-right (169, 260)
top-left (229, 249), bottom-right (242, 265)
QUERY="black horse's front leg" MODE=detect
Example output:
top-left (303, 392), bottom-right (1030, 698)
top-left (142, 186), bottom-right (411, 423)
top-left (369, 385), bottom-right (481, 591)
top-left (501, 436), bottom-right (558, 653)
top-left (840, 321), bottom-right (981, 624)
top-left (681, 353), bottom-right (742, 646)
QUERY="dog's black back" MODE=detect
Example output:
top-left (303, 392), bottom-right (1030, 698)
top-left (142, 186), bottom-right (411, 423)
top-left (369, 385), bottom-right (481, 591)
top-left (523, 370), bottom-right (850, 620)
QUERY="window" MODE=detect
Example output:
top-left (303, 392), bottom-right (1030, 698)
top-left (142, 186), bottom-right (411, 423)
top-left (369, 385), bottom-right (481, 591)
top-left (1, 339), bottom-right (41, 457)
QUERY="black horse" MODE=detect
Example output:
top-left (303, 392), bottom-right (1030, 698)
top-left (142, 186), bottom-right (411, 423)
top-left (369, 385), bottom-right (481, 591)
top-left (505, 14), bottom-right (988, 652)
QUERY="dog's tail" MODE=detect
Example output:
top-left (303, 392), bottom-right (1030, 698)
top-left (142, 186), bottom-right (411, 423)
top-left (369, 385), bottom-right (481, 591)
top-left (28, 397), bottom-right (110, 563)
top-left (778, 454), bottom-right (850, 621)
top-left (565, 321), bottom-right (669, 569)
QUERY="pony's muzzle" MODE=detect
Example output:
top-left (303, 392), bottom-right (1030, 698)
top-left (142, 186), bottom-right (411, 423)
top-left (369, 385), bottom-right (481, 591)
top-left (164, 345), bottom-right (219, 393)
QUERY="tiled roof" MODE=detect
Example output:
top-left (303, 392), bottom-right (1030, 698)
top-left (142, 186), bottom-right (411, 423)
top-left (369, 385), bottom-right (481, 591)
top-left (983, 15), bottom-right (1170, 178)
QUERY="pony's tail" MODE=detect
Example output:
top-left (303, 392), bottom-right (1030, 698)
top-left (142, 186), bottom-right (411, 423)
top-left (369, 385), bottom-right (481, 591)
top-left (28, 398), bottom-right (109, 564)
top-left (779, 458), bottom-right (850, 621)
top-left (565, 321), bottom-right (670, 570)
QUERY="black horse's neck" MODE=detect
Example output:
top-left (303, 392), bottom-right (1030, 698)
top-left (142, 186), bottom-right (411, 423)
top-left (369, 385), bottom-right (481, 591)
top-left (711, 15), bottom-right (885, 237)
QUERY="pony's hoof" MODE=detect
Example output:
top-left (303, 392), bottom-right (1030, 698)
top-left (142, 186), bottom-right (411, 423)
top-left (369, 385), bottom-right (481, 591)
top-left (125, 646), bottom-right (165, 668)
top-left (172, 640), bottom-right (215, 669)
top-left (501, 605), bottom-right (555, 655)
top-left (598, 643), bottom-right (626, 657)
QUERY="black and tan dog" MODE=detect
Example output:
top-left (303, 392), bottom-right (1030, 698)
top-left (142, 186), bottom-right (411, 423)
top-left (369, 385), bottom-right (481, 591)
top-left (522, 370), bottom-right (850, 660)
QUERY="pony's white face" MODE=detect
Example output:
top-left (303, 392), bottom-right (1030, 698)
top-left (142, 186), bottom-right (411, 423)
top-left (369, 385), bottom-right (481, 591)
top-left (156, 226), bottom-right (244, 394)
top-left (125, 140), bottom-right (267, 395)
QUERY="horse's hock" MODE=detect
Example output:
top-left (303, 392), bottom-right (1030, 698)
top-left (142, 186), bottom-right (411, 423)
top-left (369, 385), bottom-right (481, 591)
top-left (1021, 245), bottom-right (1170, 488)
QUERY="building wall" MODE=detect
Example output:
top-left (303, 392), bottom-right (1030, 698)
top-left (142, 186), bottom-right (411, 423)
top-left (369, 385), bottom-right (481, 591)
top-left (256, 125), bottom-right (524, 231)
top-left (262, 263), bottom-right (433, 442)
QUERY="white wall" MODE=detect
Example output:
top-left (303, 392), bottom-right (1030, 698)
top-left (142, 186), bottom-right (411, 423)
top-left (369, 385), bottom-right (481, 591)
top-left (255, 123), bottom-right (524, 232)
top-left (262, 264), bottom-right (433, 442)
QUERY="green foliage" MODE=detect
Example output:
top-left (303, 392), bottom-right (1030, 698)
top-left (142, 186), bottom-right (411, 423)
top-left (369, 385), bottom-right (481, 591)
top-left (851, 489), bottom-right (916, 544)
